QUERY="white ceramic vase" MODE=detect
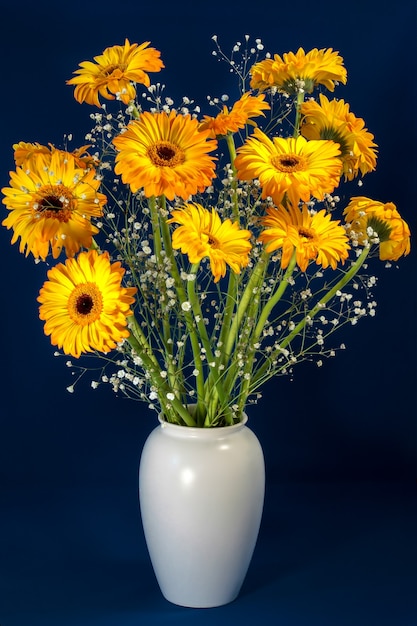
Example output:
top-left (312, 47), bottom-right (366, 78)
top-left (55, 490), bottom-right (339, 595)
top-left (138, 414), bottom-right (265, 608)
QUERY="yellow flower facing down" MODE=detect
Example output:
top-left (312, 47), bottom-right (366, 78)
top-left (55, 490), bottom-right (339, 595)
top-left (259, 203), bottom-right (350, 272)
top-left (343, 196), bottom-right (410, 261)
top-left (12, 141), bottom-right (99, 170)
top-left (301, 94), bottom-right (378, 180)
top-left (168, 203), bottom-right (252, 282)
top-left (113, 110), bottom-right (218, 200)
top-left (2, 151), bottom-right (106, 260)
top-left (199, 92), bottom-right (270, 138)
top-left (67, 39), bottom-right (164, 106)
top-left (38, 250), bottom-right (137, 358)
top-left (235, 129), bottom-right (342, 206)
top-left (250, 48), bottom-right (347, 94)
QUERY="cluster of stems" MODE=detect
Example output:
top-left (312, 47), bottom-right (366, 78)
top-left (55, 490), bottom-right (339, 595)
top-left (123, 89), bottom-right (372, 427)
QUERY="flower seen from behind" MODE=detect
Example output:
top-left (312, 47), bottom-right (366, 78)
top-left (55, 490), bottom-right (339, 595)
top-left (168, 202), bottom-right (252, 282)
top-left (300, 94), bottom-right (378, 180)
top-left (343, 196), bottom-right (410, 261)
top-left (1, 151), bottom-right (107, 260)
top-left (250, 48), bottom-right (347, 94)
top-left (199, 92), bottom-right (270, 138)
top-left (259, 203), bottom-right (350, 272)
top-left (113, 110), bottom-right (218, 200)
top-left (67, 39), bottom-right (164, 106)
top-left (235, 129), bottom-right (342, 207)
top-left (12, 141), bottom-right (99, 170)
top-left (38, 250), bottom-right (137, 358)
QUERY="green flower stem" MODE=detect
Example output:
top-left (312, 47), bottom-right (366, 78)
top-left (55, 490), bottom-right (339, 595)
top-left (231, 251), bottom-right (297, 414)
top-left (148, 196), bottom-right (177, 393)
top-left (293, 89), bottom-right (305, 138)
top-left (253, 250), bottom-right (297, 338)
top-left (158, 197), bottom-right (207, 424)
top-left (187, 263), bottom-right (234, 426)
top-left (127, 316), bottom-right (197, 427)
top-left (222, 250), bottom-right (269, 369)
top-left (252, 245), bottom-right (372, 387)
top-left (225, 133), bottom-right (240, 223)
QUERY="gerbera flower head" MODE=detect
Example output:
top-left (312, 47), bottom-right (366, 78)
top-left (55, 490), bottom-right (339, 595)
top-left (2, 150), bottom-right (106, 260)
top-left (37, 249), bottom-right (137, 358)
top-left (250, 48), bottom-right (347, 95)
top-left (167, 202), bottom-right (252, 282)
top-left (199, 92), bottom-right (270, 138)
top-left (67, 39), bottom-right (164, 106)
top-left (259, 203), bottom-right (350, 272)
top-left (113, 110), bottom-right (217, 200)
top-left (343, 196), bottom-right (410, 261)
top-left (301, 94), bottom-right (378, 180)
top-left (235, 128), bottom-right (342, 206)
top-left (12, 141), bottom-right (99, 170)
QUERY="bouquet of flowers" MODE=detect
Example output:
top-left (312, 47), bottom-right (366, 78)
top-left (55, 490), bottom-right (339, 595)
top-left (2, 36), bottom-right (410, 427)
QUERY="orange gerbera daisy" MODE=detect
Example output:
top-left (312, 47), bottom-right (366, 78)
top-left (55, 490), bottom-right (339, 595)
top-left (235, 129), bottom-right (342, 206)
top-left (38, 250), bottom-right (137, 358)
top-left (67, 39), bottom-right (164, 106)
top-left (2, 151), bottom-right (106, 260)
top-left (113, 110), bottom-right (217, 200)
top-left (168, 202), bottom-right (252, 282)
top-left (343, 196), bottom-right (410, 261)
top-left (12, 141), bottom-right (99, 170)
top-left (301, 94), bottom-right (378, 180)
top-left (199, 92), bottom-right (270, 138)
top-left (250, 48), bottom-right (347, 94)
top-left (259, 203), bottom-right (350, 271)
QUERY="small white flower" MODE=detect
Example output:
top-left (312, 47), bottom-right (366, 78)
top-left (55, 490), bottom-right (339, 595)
top-left (181, 301), bottom-right (192, 312)
top-left (166, 392), bottom-right (175, 401)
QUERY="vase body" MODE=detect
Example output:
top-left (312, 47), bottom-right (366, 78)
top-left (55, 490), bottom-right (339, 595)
top-left (138, 415), bottom-right (265, 608)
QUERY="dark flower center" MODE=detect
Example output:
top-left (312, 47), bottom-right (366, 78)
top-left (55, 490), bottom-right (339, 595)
top-left (147, 141), bottom-right (185, 167)
top-left (39, 195), bottom-right (64, 212)
top-left (298, 227), bottom-right (315, 240)
top-left (76, 294), bottom-right (94, 315)
top-left (157, 145), bottom-right (176, 161)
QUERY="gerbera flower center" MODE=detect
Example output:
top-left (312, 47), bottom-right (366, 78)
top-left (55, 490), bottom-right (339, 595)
top-left (271, 154), bottom-right (306, 172)
top-left (298, 226), bottom-right (317, 241)
top-left (35, 184), bottom-right (75, 222)
top-left (147, 141), bottom-right (185, 167)
top-left (202, 231), bottom-right (220, 248)
top-left (68, 283), bottom-right (103, 326)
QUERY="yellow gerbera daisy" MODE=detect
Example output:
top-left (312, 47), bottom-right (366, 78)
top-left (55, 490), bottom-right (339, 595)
top-left (199, 92), bottom-right (270, 138)
top-left (38, 250), bottom-right (137, 358)
top-left (67, 39), bottom-right (164, 106)
top-left (250, 48), bottom-right (347, 94)
top-left (343, 196), bottom-right (410, 261)
top-left (2, 151), bottom-right (106, 260)
top-left (259, 203), bottom-right (350, 272)
top-left (167, 202), bottom-right (252, 282)
top-left (300, 94), bottom-right (378, 180)
top-left (235, 129), bottom-right (342, 206)
top-left (12, 141), bottom-right (99, 170)
top-left (113, 110), bottom-right (217, 200)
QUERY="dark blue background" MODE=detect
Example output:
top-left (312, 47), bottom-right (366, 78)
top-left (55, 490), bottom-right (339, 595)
top-left (1, 1), bottom-right (416, 624)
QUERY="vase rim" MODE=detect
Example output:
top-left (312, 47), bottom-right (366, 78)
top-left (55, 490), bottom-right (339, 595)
top-left (157, 412), bottom-right (248, 437)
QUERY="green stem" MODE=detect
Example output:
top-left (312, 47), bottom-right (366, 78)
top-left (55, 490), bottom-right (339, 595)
top-left (231, 251), bottom-right (296, 413)
top-left (127, 317), bottom-right (196, 426)
top-left (187, 263), bottom-right (234, 426)
top-left (158, 196), bottom-right (207, 424)
top-left (293, 89), bottom-right (305, 138)
top-left (252, 245), bottom-right (371, 386)
top-left (253, 251), bottom-right (297, 338)
top-left (225, 133), bottom-right (240, 223)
